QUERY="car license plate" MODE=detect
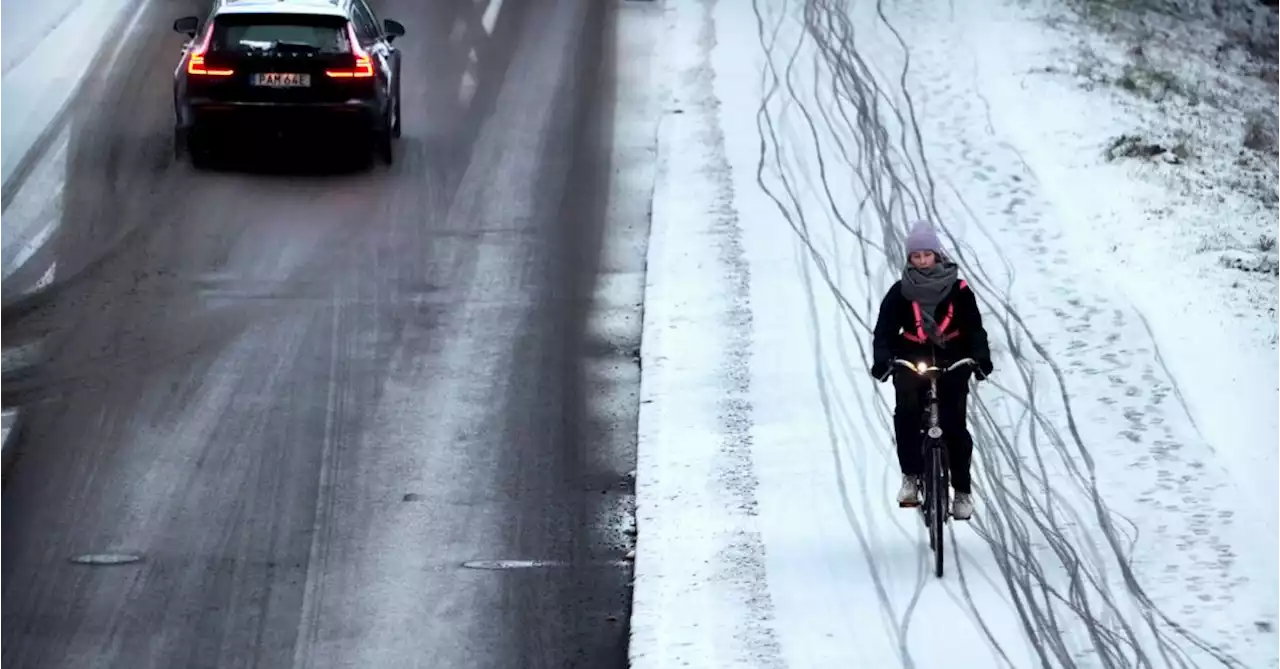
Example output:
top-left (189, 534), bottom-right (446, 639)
top-left (252, 73), bottom-right (310, 88)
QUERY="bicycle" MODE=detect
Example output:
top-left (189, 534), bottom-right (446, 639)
top-left (891, 356), bottom-right (977, 578)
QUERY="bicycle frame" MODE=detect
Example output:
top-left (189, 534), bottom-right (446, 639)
top-left (891, 357), bottom-right (975, 577)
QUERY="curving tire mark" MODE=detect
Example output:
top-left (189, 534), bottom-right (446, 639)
top-left (744, 0), bottom-right (1250, 666)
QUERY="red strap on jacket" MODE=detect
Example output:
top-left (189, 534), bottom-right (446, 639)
top-left (901, 280), bottom-right (967, 344)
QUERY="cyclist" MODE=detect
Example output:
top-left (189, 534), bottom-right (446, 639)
top-left (870, 220), bottom-right (993, 520)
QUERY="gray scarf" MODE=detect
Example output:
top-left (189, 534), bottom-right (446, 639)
top-left (900, 260), bottom-right (959, 346)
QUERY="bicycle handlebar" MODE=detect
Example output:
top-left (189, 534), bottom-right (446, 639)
top-left (892, 358), bottom-right (976, 376)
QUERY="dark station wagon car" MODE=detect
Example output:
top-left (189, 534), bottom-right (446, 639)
top-left (172, 0), bottom-right (406, 167)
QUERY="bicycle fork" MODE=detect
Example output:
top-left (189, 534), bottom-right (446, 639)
top-left (924, 378), bottom-right (942, 440)
top-left (919, 378), bottom-right (950, 528)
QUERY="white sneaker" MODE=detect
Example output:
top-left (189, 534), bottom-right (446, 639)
top-left (951, 492), bottom-right (974, 520)
top-left (896, 475), bottom-right (920, 507)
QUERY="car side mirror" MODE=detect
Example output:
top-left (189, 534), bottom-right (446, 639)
top-left (173, 16), bottom-right (199, 37)
top-left (382, 19), bottom-right (406, 41)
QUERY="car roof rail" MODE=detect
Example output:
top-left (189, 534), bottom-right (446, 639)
top-left (217, 0), bottom-right (348, 7)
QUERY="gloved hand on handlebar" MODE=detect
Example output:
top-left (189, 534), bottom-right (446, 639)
top-left (870, 359), bottom-right (892, 382)
top-left (974, 357), bottom-right (993, 380)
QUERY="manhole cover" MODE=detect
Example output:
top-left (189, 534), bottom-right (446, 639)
top-left (70, 553), bottom-right (143, 566)
top-left (462, 560), bottom-right (556, 570)
top-left (462, 559), bottom-right (633, 570)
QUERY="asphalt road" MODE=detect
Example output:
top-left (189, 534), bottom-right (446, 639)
top-left (1, 0), bottom-right (636, 667)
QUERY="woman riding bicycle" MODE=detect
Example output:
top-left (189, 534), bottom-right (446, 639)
top-left (871, 220), bottom-right (993, 520)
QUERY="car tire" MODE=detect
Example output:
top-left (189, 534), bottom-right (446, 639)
top-left (391, 84), bottom-right (402, 139)
top-left (375, 113), bottom-right (393, 165)
top-left (187, 127), bottom-right (213, 170)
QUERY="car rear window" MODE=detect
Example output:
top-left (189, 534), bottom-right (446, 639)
top-left (211, 15), bottom-right (351, 54)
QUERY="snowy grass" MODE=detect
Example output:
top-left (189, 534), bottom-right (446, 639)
top-left (1039, 0), bottom-right (1279, 212)
top-left (1018, 0), bottom-right (1280, 315)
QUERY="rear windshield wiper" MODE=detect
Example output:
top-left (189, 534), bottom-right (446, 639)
top-left (271, 41), bottom-right (322, 53)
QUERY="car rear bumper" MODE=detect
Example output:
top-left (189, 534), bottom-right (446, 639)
top-left (179, 98), bottom-right (382, 132)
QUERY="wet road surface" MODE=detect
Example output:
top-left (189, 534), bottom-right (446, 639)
top-left (1, 0), bottom-right (635, 667)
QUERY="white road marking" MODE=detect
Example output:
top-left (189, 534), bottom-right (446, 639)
top-left (9, 216), bottom-right (59, 274)
top-left (457, 48), bottom-right (481, 107)
top-left (481, 0), bottom-right (504, 35)
top-left (458, 71), bottom-right (477, 106)
top-left (36, 261), bottom-right (56, 290)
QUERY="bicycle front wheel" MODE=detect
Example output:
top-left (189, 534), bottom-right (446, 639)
top-left (931, 447), bottom-right (947, 578)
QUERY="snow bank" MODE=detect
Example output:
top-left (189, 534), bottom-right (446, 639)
top-left (1, 0), bottom-right (148, 191)
top-left (632, 0), bottom-right (1278, 667)
top-left (629, 0), bottom-right (784, 665)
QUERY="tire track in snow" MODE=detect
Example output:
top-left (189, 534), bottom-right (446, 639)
top-left (751, 3), bottom-right (917, 665)
top-left (746, 0), bottom-right (1248, 666)
top-left (877, 1), bottom-right (1252, 665)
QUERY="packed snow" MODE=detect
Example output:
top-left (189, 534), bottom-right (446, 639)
top-left (1, 0), bottom-right (149, 288)
top-left (631, 0), bottom-right (1278, 667)
top-left (1, 0), bottom-right (147, 190)
top-left (0, 0), bottom-right (145, 461)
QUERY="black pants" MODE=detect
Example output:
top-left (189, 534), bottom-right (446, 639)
top-left (893, 368), bottom-right (974, 494)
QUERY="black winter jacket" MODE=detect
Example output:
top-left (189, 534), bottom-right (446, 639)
top-left (872, 279), bottom-right (991, 368)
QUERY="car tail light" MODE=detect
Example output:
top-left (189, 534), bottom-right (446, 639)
top-left (325, 23), bottom-right (374, 78)
top-left (187, 23), bottom-right (233, 76)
